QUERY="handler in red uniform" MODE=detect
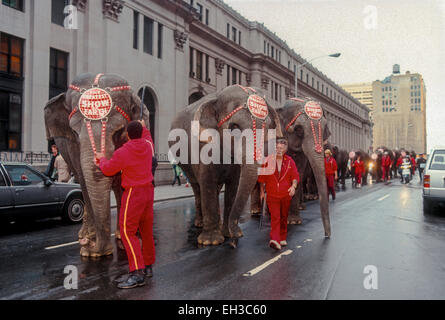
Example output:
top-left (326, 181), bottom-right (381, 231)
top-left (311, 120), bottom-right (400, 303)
top-left (96, 120), bottom-right (155, 289)
top-left (352, 156), bottom-right (365, 188)
top-left (258, 138), bottom-right (300, 251)
top-left (410, 154), bottom-right (416, 176)
top-left (381, 152), bottom-right (392, 182)
top-left (324, 149), bottom-right (338, 200)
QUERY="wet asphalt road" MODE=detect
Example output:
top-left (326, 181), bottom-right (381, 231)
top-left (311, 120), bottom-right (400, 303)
top-left (1, 175), bottom-right (445, 300)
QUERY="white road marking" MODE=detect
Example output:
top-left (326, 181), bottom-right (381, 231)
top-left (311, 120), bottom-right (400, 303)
top-left (243, 249), bottom-right (293, 277)
top-left (45, 233), bottom-right (115, 250)
top-left (377, 194), bottom-right (390, 202)
top-left (296, 246), bottom-right (302, 249)
top-left (303, 239), bottom-right (312, 243)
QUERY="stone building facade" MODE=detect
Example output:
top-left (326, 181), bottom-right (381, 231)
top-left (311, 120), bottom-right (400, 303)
top-left (0, 0), bottom-right (372, 164)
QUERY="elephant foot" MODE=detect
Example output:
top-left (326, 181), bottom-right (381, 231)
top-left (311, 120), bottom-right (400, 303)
top-left (298, 204), bottom-right (306, 211)
top-left (115, 229), bottom-right (121, 240)
top-left (250, 209), bottom-right (261, 217)
top-left (288, 215), bottom-right (302, 225)
top-left (80, 242), bottom-right (113, 257)
top-left (229, 238), bottom-right (239, 249)
top-left (324, 231), bottom-right (331, 239)
top-left (229, 224), bottom-right (244, 239)
top-left (313, 195), bottom-right (319, 200)
top-left (197, 230), bottom-right (225, 246)
top-left (115, 238), bottom-right (125, 251)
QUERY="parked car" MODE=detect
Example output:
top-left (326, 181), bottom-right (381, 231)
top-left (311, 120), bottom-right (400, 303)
top-left (423, 148), bottom-right (445, 213)
top-left (0, 162), bottom-right (84, 224)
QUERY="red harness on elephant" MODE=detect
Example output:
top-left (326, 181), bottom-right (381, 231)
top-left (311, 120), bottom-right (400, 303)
top-left (285, 99), bottom-right (324, 154)
top-left (217, 86), bottom-right (268, 161)
top-left (68, 74), bottom-right (132, 163)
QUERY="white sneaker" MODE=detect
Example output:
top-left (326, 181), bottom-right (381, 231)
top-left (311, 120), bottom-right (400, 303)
top-left (269, 240), bottom-right (281, 250)
top-left (280, 240), bottom-right (288, 246)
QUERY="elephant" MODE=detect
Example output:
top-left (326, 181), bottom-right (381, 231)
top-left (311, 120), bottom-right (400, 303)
top-left (169, 85), bottom-right (283, 247)
top-left (251, 98), bottom-right (332, 235)
top-left (44, 73), bottom-right (150, 257)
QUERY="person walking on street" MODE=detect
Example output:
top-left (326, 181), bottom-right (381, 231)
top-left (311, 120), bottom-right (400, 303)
top-left (324, 149), bottom-right (338, 199)
top-left (396, 155), bottom-right (404, 183)
top-left (417, 154), bottom-right (427, 181)
top-left (45, 144), bottom-right (59, 180)
top-left (381, 152), bottom-right (392, 183)
top-left (352, 155), bottom-right (365, 188)
top-left (171, 162), bottom-right (182, 186)
top-left (410, 153), bottom-right (417, 177)
top-left (96, 120), bottom-right (155, 289)
top-left (258, 138), bottom-right (300, 251)
top-left (54, 152), bottom-right (71, 183)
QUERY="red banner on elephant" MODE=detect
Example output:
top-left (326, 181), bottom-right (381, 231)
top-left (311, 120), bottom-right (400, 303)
top-left (79, 88), bottom-right (113, 120)
top-left (247, 95), bottom-right (268, 120)
top-left (304, 101), bottom-right (323, 120)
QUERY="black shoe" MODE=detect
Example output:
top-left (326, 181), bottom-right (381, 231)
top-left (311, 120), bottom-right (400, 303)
top-left (117, 270), bottom-right (146, 289)
top-left (144, 265), bottom-right (153, 278)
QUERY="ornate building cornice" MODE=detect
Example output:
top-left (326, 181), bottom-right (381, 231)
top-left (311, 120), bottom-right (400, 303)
top-left (215, 58), bottom-right (226, 76)
top-left (71, 0), bottom-right (87, 12)
top-left (103, 0), bottom-right (124, 22)
top-left (174, 30), bottom-right (188, 51)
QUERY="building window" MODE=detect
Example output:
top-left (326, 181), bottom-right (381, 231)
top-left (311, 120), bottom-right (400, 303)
top-left (317, 81), bottom-right (319, 91)
top-left (238, 31), bottom-right (241, 46)
top-left (205, 9), bottom-right (209, 25)
top-left (157, 23), bottom-right (163, 59)
top-left (205, 54), bottom-right (209, 82)
top-left (49, 48), bottom-right (68, 99)
top-left (189, 47), bottom-right (194, 77)
top-left (271, 46), bottom-right (274, 59)
top-left (51, 0), bottom-right (69, 27)
top-left (0, 32), bottom-right (24, 78)
top-left (311, 77), bottom-right (314, 87)
top-left (232, 67), bottom-right (237, 85)
top-left (264, 41), bottom-right (266, 54)
top-left (196, 3), bottom-right (203, 22)
top-left (196, 51), bottom-right (203, 81)
top-left (2, 0), bottom-right (24, 11)
top-left (232, 27), bottom-right (237, 42)
top-left (227, 23), bottom-right (230, 38)
top-left (143, 16), bottom-right (154, 55)
top-left (275, 83), bottom-right (278, 101)
top-left (133, 11), bottom-right (139, 50)
top-left (267, 43), bottom-right (269, 56)
top-left (306, 74), bottom-right (309, 84)
top-left (227, 65), bottom-right (230, 86)
top-left (0, 91), bottom-right (22, 151)
top-left (300, 69), bottom-right (303, 80)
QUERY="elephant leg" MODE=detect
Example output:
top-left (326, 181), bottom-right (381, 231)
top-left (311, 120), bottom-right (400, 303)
top-left (250, 182), bottom-right (262, 216)
top-left (190, 182), bottom-right (203, 228)
top-left (197, 169), bottom-right (224, 246)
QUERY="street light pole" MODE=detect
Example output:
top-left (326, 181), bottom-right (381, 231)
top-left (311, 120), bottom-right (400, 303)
top-left (294, 53), bottom-right (341, 98)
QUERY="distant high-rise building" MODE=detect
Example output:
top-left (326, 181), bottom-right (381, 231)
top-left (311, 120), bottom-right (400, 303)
top-left (372, 66), bottom-right (427, 153)
top-left (342, 82), bottom-right (374, 120)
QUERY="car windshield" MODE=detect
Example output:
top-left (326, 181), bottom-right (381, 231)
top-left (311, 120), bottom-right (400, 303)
top-left (429, 150), bottom-right (445, 171)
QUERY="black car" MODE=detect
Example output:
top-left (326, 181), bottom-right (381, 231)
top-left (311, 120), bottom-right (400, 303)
top-left (0, 162), bottom-right (84, 224)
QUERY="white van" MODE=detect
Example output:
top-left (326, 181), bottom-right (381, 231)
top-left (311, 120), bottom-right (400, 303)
top-left (423, 147), bottom-right (445, 213)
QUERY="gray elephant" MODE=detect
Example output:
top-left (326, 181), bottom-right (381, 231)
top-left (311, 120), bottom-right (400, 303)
top-left (251, 98), bottom-right (332, 237)
top-left (169, 85), bottom-right (283, 247)
top-left (45, 73), bottom-right (150, 257)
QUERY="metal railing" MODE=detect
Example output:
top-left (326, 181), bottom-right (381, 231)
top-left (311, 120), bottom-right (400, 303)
top-left (0, 151), bottom-right (51, 165)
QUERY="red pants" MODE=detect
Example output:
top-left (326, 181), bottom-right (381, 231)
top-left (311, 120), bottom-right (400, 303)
top-left (382, 166), bottom-right (389, 181)
top-left (355, 173), bottom-right (362, 185)
top-left (326, 175), bottom-right (336, 199)
top-left (119, 184), bottom-right (155, 272)
top-left (267, 196), bottom-right (291, 242)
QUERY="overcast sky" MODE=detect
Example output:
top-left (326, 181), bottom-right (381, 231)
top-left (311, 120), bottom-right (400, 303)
top-left (225, 0), bottom-right (444, 153)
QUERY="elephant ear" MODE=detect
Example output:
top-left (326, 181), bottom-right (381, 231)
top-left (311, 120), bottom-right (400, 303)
top-left (44, 93), bottom-right (80, 180)
top-left (192, 95), bottom-right (218, 143)
top-left (129, 93), bottom-right (150, 127)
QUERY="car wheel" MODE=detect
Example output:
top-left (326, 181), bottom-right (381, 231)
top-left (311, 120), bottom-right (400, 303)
top-left (63, 197), bottom-right (85, 224)
top-left (423, 198), bottom-right (432, 215)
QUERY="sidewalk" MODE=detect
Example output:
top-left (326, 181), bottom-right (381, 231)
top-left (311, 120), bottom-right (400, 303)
top-left (110, 184), bottom-right (196, 208)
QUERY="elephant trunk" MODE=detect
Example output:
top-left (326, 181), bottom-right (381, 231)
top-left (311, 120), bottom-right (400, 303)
top-left (303, 144), bottom-right (331, 238)
top-left (228, 164), bottom-right (259, 237)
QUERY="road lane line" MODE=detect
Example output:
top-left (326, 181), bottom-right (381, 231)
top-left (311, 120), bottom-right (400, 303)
top-left (45, 233), bottom-right (115, 250)
top-left (243, 249), bottom-right (293, 277)
top-left (377, 194), bottom-right (390, 201)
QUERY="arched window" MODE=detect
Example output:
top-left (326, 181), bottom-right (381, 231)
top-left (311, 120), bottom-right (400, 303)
top-left (138, 87), bottom-right (156, 143)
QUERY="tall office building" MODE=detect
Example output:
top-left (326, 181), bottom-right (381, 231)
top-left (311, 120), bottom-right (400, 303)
top-left (372, 65), bottom-right (426, 153)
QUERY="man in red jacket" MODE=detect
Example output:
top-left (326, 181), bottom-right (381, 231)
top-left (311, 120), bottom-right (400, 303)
top-left (324, 149), bottom-right (338, 200)
top-left (381, 152), bottom-right (392, 182)
top-left (96, 120), bottom-right (155, 289)
top-left (258, 138), bottom-right (300, 250)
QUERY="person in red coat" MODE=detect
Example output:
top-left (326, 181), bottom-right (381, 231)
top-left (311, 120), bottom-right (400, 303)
top-left (381, 152), bottom-right (392, 182)
top-left (96, 120), bottom-right (155, 289)
top-left (352, 155), bottom-right (365, 188)
top-left (410, 154), bottom-right (416, 176)
top-left (324, 149), bottom-right (338, 200)
top-left (258, 138), bottom-right (300, 251)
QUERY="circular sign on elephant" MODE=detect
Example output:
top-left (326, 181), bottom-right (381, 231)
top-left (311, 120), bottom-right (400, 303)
top-left (304, 101), bottom-right (323, 120)
top-left (78, 88), bottom-right (113, 120)
top-left (247, 95), bottom-right (268, 120)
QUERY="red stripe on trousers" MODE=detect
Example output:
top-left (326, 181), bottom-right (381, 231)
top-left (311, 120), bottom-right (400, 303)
top-left (120, 184), bottom-right (155, 272)
top-left (267, 196), bottom-right (291, 242)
